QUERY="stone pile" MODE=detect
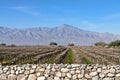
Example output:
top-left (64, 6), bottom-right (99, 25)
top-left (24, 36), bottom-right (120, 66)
top-left (0, 64), bottom-right (120, 80)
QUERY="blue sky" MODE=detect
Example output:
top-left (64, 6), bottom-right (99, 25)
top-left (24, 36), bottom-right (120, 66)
top-left (0, 0), bottom-right (120, 34)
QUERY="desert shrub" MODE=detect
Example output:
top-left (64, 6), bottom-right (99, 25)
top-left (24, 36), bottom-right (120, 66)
top-left (0, 43), bottom-right (6, 46)
top-left (95, 42), bottom-right (106, 47)
top-left (49, 42), bottom-right (58, 46)
top-left (82, 57), bottom-right (91, 64)
top-left (68, 43), bottom-right (75, 46)
top-left (58, 45), bottom-right (63, 47)
top-left (10, 44), bottom-right (16, 47)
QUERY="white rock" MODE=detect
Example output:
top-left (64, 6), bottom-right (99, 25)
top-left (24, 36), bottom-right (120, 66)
top-left (46, 65), bottom-right (51, 69)
top-left (103, 78), bottom-right (109, 80)
top-left (70, 70), bottom-right (75, 74)
top-left (89, 72), bottom-right (98, 77)
top-left (115, 77), bottom-right (120, 80)
top-left (0, 69), bottom-right (3, 74)
top-left (55, 65), bottom-right (59, 69)
top-left (17, 67), bottom-right (21, 70)
top-left (85, 74), bottom-right (91, 79)
top-left (37, 76), bottom-right (45, 80)
top-left (110, 68), bottom-right (116, 73)
top-left (32, 65), bottom-right (37, 69)
top-left (0, 65), bottom-right (1, 68)
top-left (92, 75), bottom-right (98, 80)
top-left (103, 78), bottom-right (114, 80)
top-left (67, 65), bottom-right (72, 68)
top-left (78, 74), bottom-right (83, 79)
top-left (21, 66), bottom-right (25, 70)
top-left (66, 73), bottom-right (72, 78)
top-left (81, 69), bottom-right (85, 74)
top-left (8, 74), bottom-right (17, 80)
top-left (25, 75), bottom-right (29, 79)
top-left (45, 70), bottom-right (50, 74)
top-left (97, 68), bottom-right (102, 73)
top-left (17, 74), bottom-right (26, 80)
top-left (107, 73), bottom-right (115, 77)
top-left (87, 66), bottom-right (93, 70)
top-left (116, 73), bottom-right (120, 77)
top-left (109, 78), bottom-right (115, 80)
top-left (36, 73), bottom-right (41, 77)
top-left (71, 64), bottom-right (80, 68)
top-left (56, 72), bottom-right (61, 77)
top-left (19, 70), bottom-right (24, 74)
top-left (102, 70), bottom-right (109, 74)
top-left (64, 78), bottom-right (69, 80)
top-left (24, 71), bottom-right (30, 75)
top-left (30, 69), bottom-right (35, 74)
top-left (44, 74), bottom-right (49, 77)
top-left (54, 77), bottom-right (60, 80)
top-left (102, 66), bottom-right (107, 69)
top-left (6, 71), bottom-right (10, 75)
top-left (16, 71), bottom-right (19, 75)
top-left (3, 70), bottom-right (7, 73)
top-left (61, 73), bottom-right (66, 77)
top-left (76, 70), bottom-right (80, 74)
top-left (94, 66), bottom-right (98, 69)
top-left (116, 70), bottom-right (120, 73)
top-left (3, 67), bottom-right (9, 71)
top-left (39, 68), bottom-right (45, 72)
top-left (0, 74), bottom-right (7, 80)
top-left (99, 73), bottom-right (105, 78)
top-left (47, 77), bottom-right (53, 80)
top-left (92, 68), bottom-right (96, 72)
top-left (11, 70), bottom-right (15, 74)
top-left (51, 68), bottom-right (56, 72)
top-left (28, 74), bottom-right (37, 80)
top-left (61, 68), bottom-right (69, 73)
top-left (72, 75), bottom-right (77, 79)
top-left (25, 66), bottom-right (30, 70)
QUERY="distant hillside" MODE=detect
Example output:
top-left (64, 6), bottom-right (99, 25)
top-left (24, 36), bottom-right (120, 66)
top-left (0, 24), bottom-right (120, 45)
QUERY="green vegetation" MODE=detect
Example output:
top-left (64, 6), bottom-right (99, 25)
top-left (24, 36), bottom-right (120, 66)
top-left (65, 48), bottom-right (74, 64)
top-left (49, 42), bottom-right (58, 46)
top-left (95, 42), bottom-right (106, 47)
top-left (108, 40), bottom-right (120, 47)
top-left (47, 60), bottom-right (55, 64)
top-left (82, 57), bottom-right (91, 64)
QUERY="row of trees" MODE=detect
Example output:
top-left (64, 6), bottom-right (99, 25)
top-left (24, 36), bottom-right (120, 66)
top-left (50, 40), bottom-right (120, 47)
top-left (2, 40), bottom-right (120, 47)
top-left (0, 42), bottom-right (75, 47)
top-left (0, 43), bottom-right (16, 47)
top-left (95, 40), bottom-right (120, 47)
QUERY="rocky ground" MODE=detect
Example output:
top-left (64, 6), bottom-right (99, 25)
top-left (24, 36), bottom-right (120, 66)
top-left (0, 64), bottom-right (120, 80)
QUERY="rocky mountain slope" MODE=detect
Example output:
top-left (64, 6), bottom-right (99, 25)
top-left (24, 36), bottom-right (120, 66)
top-left (0, 24), bottom-right (120, 45)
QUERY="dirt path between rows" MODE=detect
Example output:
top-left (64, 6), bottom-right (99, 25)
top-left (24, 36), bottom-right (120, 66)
top-left (72, 48), bottom-right (82, 64)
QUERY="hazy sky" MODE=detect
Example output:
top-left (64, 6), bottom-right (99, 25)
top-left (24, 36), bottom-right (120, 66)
top-left (0, 0), bottom-right (120, 34)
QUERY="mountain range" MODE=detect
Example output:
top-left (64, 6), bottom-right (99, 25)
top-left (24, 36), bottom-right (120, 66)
top-left (0, 24), bottom-right (120, 45)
